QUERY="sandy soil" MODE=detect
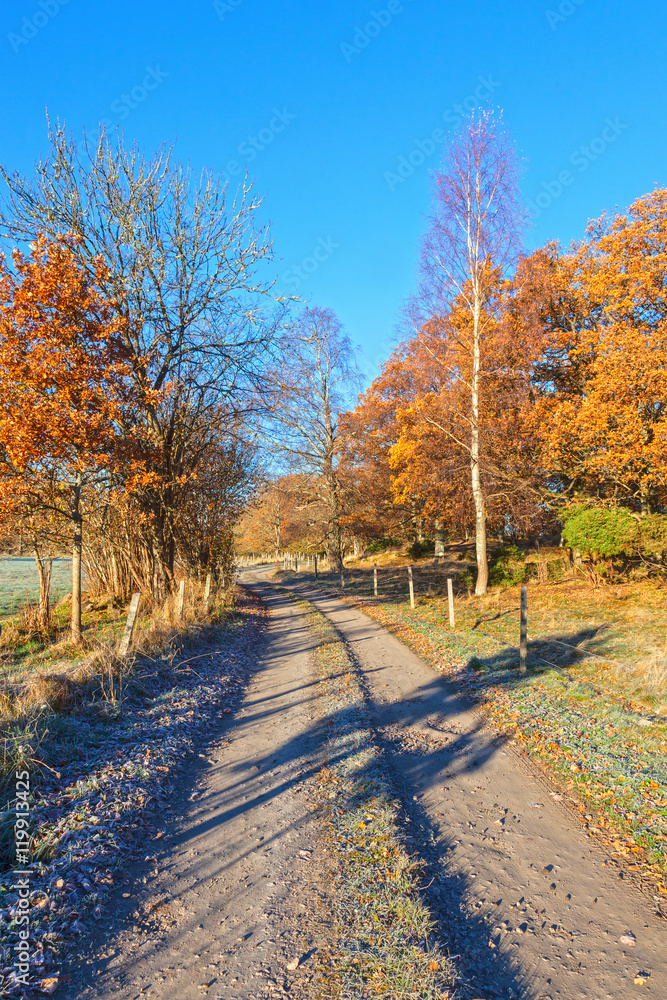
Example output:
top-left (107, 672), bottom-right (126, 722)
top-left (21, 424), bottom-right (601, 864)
top-left (65, 585), bottom-right (333, 1000)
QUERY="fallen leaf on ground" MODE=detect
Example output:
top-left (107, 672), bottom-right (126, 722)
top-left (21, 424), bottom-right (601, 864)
top-left (38, 979), bottom-right (59, 995)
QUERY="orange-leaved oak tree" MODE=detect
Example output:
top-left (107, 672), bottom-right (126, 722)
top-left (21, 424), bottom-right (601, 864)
top-left (0, 234), bottom-right (150, 641)
top-left (339, 345), bottom-right (424, 547)
top-left (530, 189), bottom-right (667, 514)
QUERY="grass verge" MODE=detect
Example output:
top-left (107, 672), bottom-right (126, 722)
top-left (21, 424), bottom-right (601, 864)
top-left (285, 592), bottom-right (455, 1000)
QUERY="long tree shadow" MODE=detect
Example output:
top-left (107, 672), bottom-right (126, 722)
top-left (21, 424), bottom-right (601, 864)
top-left (269, 575), bottom-right (630, 998)
top-left (249, 582), bottom-right (534, 998)
top-left (63, 578), bottom-right (590, 999)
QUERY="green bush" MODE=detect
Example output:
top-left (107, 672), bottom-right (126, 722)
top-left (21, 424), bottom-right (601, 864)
top-left (488, 544), bottom-right (528, 587)
top-left (366, 537), bottom-right (400, 555)
top-left (547, 558), bottom-right (566, 581)
top-left (638, 514), bottom-right (667, 557)
top-left (407, 538), bottom-right (435, 560)
top-left (562, 506), bottom-right (638, 559)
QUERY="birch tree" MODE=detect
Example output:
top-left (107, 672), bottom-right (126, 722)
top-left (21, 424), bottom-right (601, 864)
top-left (418, 111), bottom-right (523, 594)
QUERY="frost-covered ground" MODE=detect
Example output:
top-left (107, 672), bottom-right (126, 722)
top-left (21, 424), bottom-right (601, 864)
top-left (0, 589), bottom-right (266, 997)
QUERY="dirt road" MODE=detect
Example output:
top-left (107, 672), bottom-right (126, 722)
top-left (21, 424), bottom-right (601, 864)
top-left (68, 572), bottom-right (666, 999)
top-left (68, 586), bottom-right (331, 1000)
top-left (265, 575), bottom-right (666, 1000)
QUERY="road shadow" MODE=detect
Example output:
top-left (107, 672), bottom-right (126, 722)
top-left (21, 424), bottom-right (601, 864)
top-left (62, 577), bottom-right (569, 1000)
top-left (246, 580), bottom-right (534, 999)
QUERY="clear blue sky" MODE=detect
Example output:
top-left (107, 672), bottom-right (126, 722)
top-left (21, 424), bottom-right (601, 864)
top-left (1, 0), bottom-right (665, 385)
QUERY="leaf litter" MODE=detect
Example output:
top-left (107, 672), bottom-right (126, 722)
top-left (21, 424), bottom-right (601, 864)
top-left (0, 590), bottom-right (267, 997)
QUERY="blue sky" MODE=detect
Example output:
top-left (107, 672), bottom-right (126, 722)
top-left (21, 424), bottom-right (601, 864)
top-left (1, 0), bottom-right (665, 385)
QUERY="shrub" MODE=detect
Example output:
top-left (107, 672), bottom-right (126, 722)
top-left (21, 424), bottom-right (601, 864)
top-left (488, 544), bottom-right (528, 587)
top-left (562, 506), bottom-right (638, 559)
top-left (407, 539), bottom-right (435, 560)
top-left (366, 537), bottom-right (400, 555)
top-left (547, 557), bottom-right (566, 582)
top-left (638, 514), bottom-right (667, 557)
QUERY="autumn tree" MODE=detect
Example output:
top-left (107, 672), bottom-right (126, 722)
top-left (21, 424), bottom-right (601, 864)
top-left (236, 477), bottom-right (310, 556)
top-left (344, 275), bottom-right (545, 556)
top-left (175, 430), bottom-right (257, 581)
top-left (417, 111), bottom-right (524, 594)
top-left (264, 308), bottom-right (361, 571)
top-left (0, 120), bottom-right (284, 599)
top-left (340, 345), bottom-right (429, 547)
top-left (530, 189), bottom-right (667, 515)
top-left (0, 235), bottom-right (144, 640)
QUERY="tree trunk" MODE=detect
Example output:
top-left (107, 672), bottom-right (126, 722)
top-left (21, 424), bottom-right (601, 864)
top-left (434, 519), bottom-right (445, 561)
top-left (324, 466), bottom-right (343, 572)
top-left (323, 390), bottom-right (343, 572)
top-left (32, 544), bottom-right (52, 628)
top-left (71, 471), bottom-right (83, 642)
top-left (471, 292), bottom-right (488, 596)
top-left (410, 499), bottom-right (419, 542)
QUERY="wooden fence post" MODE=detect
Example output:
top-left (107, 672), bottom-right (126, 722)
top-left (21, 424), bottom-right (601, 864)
top-left (373, 562), bottom-right (378, 597)
top-left (204, 573), bottom-right (211, 604)
top-left (294, 555), bottom-right (298, 572)
top-left (340, 568), bottom-right (345, 589)
top-left (314, 554), bottom-right (318, 580)
top-left (177, 579), bottom-right (185, 620)
top-left (118, 593), bottom-right (141, 658)
top-left (408, 565), bottom-right (415, 610)
top-left (519, 585), bottom-right (528, 673)
top-left (447, 578), bottom-right (455, 628)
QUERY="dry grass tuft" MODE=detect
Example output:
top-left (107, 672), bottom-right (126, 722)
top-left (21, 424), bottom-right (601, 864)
top-left (622, 645), bottom-right (667, 709)
top-left (0, 577), bottom-right (236, 763)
